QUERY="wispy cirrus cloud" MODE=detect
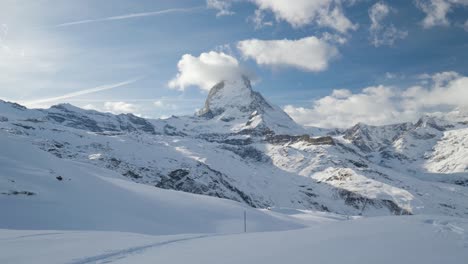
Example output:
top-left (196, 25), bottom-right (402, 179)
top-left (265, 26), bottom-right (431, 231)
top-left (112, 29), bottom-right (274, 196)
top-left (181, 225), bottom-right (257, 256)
top-left (23, 77), bottom-right (142, 108)
top-left (54, 6), bottom-right (204, 27)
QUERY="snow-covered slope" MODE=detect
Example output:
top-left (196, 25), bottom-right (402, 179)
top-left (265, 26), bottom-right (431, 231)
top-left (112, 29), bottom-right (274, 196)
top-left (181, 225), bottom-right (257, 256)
top-left (1, 76), bottom-right (467, 218)
top-left (2, 215), bottom-right (467, 264)
top-left (0, 133), bottom-right (301, 234)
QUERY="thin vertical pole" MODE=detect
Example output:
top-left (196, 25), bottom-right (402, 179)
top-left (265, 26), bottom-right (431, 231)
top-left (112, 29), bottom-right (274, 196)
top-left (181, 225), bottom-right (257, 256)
top-left (244, 210), bottom-right (246, 233)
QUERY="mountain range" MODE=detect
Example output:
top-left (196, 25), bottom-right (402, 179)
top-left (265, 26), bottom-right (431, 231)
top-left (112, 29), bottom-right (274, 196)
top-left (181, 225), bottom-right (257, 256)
top-left (1, 76), bottom-right (467, 221)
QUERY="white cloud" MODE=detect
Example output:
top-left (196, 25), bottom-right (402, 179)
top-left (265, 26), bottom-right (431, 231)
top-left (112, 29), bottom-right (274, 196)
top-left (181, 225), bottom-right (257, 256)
top-left (369, 2), bottom-right (407, 47)
top-left (285, 85), bottom-right (402, 128)
top-left (208, 0), bottom-right (357, 32)
top-left (251, 0), bottom-right (358, 33)
top-left (237, 36), bottom-right (339, 72)
top-left (249, 9), bottom-right (273, 29)
top-left (415, 0), bottom-right (468, 28)
top-left (168, 51), bottom-right (253, 91)
top-left (84, 101), bottom-right (139, 115)
top-left (417, 71), bottom-right (460, 86)
top-left (464, 19), bottom-right (468, 31)
top-left (154, 99), bottom-right (178, 110)
top-left (207, 0), bottom-right (235, 16)
top-left (284, 72), bottom-right (468, 128)
top-left (103, 101), bottom-right (138, 114)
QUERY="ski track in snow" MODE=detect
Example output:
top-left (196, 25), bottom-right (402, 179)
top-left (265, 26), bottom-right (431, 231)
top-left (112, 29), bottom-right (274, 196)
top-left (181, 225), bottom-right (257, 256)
top-left (67, 234), bottom-right (220, 264)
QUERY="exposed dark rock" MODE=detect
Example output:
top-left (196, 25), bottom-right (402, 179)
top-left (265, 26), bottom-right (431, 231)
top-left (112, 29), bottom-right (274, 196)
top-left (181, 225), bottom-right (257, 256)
top-left (380, 150), bottom-right (409, 161)
top-left (2, 190), bottom-right (36, 196)
top-left (221, 145), bottom-right (269, 162)
top-left (337, 189), bottom-right (411, 215)
top-left (440, 203), bottom-right (456, 209)
top-left (348, 159), bottom-right (368, 168)
top-left (163, 124), bottom-right (186, 136)
top-left (266, 134), bottom-right (334, 145)
top-left (197, 133), bottom-right (254, 145)
top-left (108, 157), bottom-right (122, 167)
top-left (12, 123), bottom-right (35, 130)
top-left (156, 164), bottom-right (258, 207)
top-left (23, 118), bottom-right (44, 123)
top-left (123, 170), bottom-right (143, 179)
top-left (453, 179), bottom-right (468, 187)
top-left (300, 190), bottom-right (318, 198)
top-left (220, 116), bottom-right (235, 122)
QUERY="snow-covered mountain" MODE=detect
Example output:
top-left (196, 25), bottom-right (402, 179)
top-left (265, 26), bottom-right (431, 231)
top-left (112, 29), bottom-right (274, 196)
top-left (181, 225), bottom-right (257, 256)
top-left (1, 77), bottom-right (467, 219)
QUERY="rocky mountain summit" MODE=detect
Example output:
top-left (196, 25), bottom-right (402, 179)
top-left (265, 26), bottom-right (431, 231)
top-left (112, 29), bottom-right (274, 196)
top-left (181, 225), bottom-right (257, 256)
top-left (1, 77), bottom-right (467, 217)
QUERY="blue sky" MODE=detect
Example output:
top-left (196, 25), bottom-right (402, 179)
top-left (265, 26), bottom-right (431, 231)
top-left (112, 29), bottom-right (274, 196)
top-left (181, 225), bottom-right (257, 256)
top-left (1, 0), bottom-right (467, 127)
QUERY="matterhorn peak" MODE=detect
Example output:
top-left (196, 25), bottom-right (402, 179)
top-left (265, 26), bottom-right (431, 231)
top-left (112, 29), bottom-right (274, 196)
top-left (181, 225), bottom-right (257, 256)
top-left (196, 76), bottom-right (306, 135)
top-left (198, 76), bottom-right (273, 118)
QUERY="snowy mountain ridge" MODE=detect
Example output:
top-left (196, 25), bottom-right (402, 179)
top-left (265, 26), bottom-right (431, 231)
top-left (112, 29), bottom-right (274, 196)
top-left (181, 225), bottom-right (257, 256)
top-left (1, 77), bottom-right (467, 220)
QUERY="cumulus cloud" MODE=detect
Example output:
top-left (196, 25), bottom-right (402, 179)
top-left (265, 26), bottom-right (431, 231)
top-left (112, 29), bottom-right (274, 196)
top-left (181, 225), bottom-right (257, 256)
top-left (206, 0), bottom-right (235, 16)
top-left (207, 0), bottom-right (357, 32)
top-left (168, 51), bottom-right (253, 91)
top-left (284, 72), bottom-right (468, 128)
top-left (251, 0), bottom-right (358, 33)
top-left (237, 36), bottom-right (339, 72)
top-left (415, 0), bottom-right (468, 28)
top-left (368, 2), bottom-right (407, 47)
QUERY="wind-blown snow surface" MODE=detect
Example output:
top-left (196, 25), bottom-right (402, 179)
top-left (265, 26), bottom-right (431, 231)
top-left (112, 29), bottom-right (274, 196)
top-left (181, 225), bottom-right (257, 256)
top-left (1, 215), bottom-right (467, 264)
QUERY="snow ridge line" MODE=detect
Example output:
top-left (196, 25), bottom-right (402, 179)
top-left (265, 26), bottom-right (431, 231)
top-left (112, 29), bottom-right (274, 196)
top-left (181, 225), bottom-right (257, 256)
top-left (67, 234), bottom-right (219, 264)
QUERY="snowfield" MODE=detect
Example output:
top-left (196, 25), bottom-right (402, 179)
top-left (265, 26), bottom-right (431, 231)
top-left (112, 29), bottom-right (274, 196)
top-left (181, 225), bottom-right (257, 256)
top-left (1, 215), bottom-right (467, 264)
